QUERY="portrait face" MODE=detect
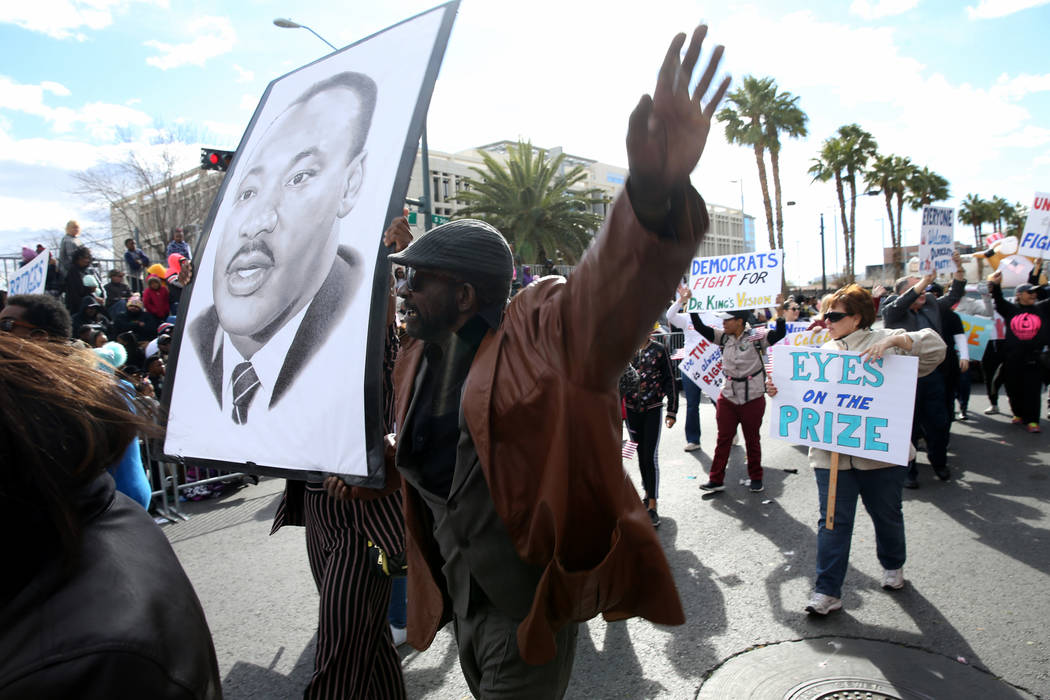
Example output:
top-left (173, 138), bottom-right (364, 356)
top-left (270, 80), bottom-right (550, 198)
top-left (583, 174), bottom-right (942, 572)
top-left (212, 87), bottom-right (367, 344)
top-left (174, 230), bottom-right (184, 242)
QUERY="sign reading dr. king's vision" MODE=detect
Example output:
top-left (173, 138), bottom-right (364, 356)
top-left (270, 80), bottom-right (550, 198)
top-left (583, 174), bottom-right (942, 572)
top-left (684, 250), bottom-right (783, 312)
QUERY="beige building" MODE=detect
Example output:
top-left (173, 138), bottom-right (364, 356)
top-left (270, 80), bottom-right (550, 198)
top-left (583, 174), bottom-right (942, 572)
top-left (403, 140), bottom-right (754, 259)
top-left (109, 168), bottom-right (225, 266)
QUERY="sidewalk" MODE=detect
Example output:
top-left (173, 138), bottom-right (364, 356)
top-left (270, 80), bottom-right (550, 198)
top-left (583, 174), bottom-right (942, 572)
top-left (164, 387), bottom-right (1049, 699)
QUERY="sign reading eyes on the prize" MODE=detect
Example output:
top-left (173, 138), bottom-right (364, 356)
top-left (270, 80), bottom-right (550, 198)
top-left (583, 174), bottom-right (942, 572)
top-left (918, 206), bottom-right (956, 274)
top-left (1018, 192), bottom-right (1050, 259)
top-left (768, 345), bottom-right (918, 466)
top-left (685, 250), bottom-right (783, 312)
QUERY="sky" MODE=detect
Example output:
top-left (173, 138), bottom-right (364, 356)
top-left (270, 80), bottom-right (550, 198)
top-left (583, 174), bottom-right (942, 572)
top-left (1, 0), bottom-right (1048, 285)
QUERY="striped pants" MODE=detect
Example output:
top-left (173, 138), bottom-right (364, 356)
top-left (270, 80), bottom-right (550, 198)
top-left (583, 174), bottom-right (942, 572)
top-left (303, 487), bottom-right (406, 700)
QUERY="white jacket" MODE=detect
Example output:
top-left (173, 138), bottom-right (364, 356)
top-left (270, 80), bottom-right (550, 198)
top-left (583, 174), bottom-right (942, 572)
top-left (808, 327), bottom-right (946, 471)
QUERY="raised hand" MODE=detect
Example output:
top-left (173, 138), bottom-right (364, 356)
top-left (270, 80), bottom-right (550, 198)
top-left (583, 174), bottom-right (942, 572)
top-left (626, 25), bottom-right (731, 201)
top-left (383, 208), bottom-right (413, 253)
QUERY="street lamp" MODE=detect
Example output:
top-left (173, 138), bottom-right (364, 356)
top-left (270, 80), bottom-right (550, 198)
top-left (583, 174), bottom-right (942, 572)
top-left (273, 16), bottom-right (435, 230)
top-left (272, 18), bottom-right (337, 50)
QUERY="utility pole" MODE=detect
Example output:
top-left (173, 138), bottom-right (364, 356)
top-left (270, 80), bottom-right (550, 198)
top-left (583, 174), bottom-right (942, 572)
top-left (820, 213), bottom-right (827, 295)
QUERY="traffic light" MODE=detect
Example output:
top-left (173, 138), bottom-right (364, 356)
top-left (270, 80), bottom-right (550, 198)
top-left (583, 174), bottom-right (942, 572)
top-left (200, 148), bottom-right (235, 172)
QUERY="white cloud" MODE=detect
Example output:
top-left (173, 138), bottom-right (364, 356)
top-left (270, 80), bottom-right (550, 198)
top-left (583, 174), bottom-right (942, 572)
top-left (966, 0), bottom-right (1050, 19)
top-left (992, 72), bottom-right (1050, 100)
top-left (232, 64), bottom-right (254, 83)
top-left (2, 0), bottom-right (166, 40)
top-left (0, 76), bottom-right (153, 140)
top-left (144, 15), bottom-right (236, 70)
top-left (849, 0), bottom-right (920, 20)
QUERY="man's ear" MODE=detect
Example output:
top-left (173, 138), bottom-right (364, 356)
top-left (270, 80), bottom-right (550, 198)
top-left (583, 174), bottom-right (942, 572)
top-left (456, 282), bottom-right (479, 315)
top-left (337, 151), bottom-right (367, 218)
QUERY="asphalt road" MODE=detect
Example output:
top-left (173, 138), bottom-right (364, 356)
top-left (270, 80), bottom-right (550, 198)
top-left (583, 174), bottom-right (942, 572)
top-left (165, 385), bottom-right (1049, 699)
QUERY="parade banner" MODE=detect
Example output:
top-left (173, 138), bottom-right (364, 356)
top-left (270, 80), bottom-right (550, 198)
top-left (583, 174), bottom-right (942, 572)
top-left (684, 250), bottom-right (783, 312)
top-left (679, 335), bottom-right (725, 402)
top-left (919, 206), bottom-right (956, 274)
top-left (957, 312), bottom-right (1000, 358)
top-left (7, 249), bottom-right (49, 296)
top-left (768, 345), bottom-right (918, 466)
top-left (1018, 192), bottom-right (1050, 258)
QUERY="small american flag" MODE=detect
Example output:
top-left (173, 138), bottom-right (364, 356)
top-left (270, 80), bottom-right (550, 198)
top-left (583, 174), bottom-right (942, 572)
top-left (621, 440), bottom-right (638, 459)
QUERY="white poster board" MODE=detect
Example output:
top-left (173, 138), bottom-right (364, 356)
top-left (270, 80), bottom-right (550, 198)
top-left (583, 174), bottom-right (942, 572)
top-left (919, 206), bottom-right (956, 274)
top-left (678, 335), bottom-right (724, 401)
top-left (768, 345), bottom-right (918, 466)
top-left (163, 3), bottom-right (459, 486)
top-left (684, 250), bottom-right (783, 312)
top-left (1018, 192), bottom-right (1050, 258)
top-left (7, 250), bottom-right (49, 296)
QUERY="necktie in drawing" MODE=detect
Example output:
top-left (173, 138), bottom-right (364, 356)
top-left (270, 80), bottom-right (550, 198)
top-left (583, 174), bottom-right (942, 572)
top-left (231, 361), bottom-right (261, 425)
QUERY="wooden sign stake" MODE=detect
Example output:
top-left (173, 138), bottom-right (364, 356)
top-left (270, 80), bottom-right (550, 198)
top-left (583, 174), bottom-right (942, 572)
top-left (825, 452), bottom-right (840, 530)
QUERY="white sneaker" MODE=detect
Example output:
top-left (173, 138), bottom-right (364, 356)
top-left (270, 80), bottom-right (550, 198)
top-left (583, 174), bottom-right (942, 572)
top-left (882, 568), bottom-right (905, 590)
top-left (983, 405), bottom-right (999, 415)
top-left (684, 442), bottom-right (701, 452)
top-left (390, 625), bottom-right (407, 647)
top-left (805, 592), bottom-right (842, 615)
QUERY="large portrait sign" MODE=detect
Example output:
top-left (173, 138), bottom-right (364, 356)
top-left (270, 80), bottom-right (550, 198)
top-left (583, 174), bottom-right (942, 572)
top-left (768, 345), bottom-right (918, 466)
top-left (164, 2), bottom-right (459, 487)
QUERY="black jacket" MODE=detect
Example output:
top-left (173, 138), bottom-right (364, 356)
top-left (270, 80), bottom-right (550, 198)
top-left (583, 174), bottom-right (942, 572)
top-left (0, 474), bottom-right (221, 699)
top-left (882, 278), bottom-right (966, 334)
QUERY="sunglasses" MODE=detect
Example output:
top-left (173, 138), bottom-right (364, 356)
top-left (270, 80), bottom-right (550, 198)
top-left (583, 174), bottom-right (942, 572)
top-left (824, 311), bottom-right (853, 323)
top-left (404, 267), bottom-right (463, 293)
top-left (786, 305), bottom-right (800, 311)
top-left (0, 318), bottom-right (40, 333)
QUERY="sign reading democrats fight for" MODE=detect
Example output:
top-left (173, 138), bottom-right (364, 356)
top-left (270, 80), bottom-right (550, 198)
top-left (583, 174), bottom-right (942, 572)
top-left (685, 250), bottom-right (783, 312)
top-left (768, 345), bottom-right (918, 466)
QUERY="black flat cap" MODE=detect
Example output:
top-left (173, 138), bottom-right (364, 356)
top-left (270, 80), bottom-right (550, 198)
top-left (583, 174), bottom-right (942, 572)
top-left (390, 219), bottom-right (512, 282)
top-left (390, 219), bottom-right (514, 327)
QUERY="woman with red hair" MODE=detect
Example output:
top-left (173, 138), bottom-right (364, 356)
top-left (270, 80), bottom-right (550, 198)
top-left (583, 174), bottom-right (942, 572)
top-left (768, 284), bottom-right (945, 615)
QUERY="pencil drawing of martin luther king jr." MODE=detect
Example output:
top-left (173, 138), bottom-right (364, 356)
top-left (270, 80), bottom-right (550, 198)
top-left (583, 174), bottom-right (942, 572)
top-left (189, 71), bottom-right (377, 424)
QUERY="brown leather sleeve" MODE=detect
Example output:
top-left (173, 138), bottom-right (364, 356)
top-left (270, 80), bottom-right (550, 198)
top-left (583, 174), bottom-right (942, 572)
top-left (513, 181), bottom-right (708, 392)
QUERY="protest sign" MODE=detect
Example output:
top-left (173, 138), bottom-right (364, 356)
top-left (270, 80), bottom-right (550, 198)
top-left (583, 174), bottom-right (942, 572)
top-left (679, 335), bottom-right (725, 402)
top-left (685, 250), bottom-right (782, 312)
top-left (957, 312), bottom-right (998, 359)
top-left (1017, 192), bottom-right (1050, 258)
top-left (919, 206), bottom-right (956, 273)
top-left (7, 250), bottom-right (49, 296)
top-left (768, 345), bottom-right (918, 466)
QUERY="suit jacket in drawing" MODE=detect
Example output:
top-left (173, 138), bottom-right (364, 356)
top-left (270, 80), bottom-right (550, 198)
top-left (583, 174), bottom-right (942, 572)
top-left (189, 246), bottom-right (361, 412)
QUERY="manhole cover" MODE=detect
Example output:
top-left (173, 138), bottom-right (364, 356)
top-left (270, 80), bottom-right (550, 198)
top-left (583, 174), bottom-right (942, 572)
top-left (785, 677), bottom-right (903, 699)
top-left (697, 638), bottom-right (1035, 699)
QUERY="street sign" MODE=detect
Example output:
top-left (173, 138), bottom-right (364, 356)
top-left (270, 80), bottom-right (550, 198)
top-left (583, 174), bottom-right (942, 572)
top-left (433, 215), bottom-right (449, 225)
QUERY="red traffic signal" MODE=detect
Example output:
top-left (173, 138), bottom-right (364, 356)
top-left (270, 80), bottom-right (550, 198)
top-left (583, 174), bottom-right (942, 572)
top-left (200, 148), bottom-right (234, 172)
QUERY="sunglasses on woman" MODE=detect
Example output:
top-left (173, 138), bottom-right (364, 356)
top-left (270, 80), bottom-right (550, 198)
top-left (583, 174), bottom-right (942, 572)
top-left (823, 311), bottom-right (853, 323)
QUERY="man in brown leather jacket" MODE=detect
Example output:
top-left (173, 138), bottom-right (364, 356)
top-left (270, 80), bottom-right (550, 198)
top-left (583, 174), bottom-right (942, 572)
top-left (334, 24), bottom-right (730, 698)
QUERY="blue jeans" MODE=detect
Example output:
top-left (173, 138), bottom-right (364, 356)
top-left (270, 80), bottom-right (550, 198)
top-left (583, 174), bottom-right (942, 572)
top-left (388, 575), bottom-right (407, 629)
top-left (681, 372), bottom-right (702, 444)
top-left (814, 466), bottom-right (907, 598)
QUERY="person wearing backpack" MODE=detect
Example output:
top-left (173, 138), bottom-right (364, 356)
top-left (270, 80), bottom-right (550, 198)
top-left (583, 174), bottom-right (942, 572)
top-left (690, 307), bottom-right (785, 493)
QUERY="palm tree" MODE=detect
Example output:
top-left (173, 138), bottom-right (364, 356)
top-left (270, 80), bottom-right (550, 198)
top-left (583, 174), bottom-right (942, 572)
top-left (990, 196), bottom-right (1012, 233)
top-left (1005, 202), bottom-right (1029, 238)
top-left (866, 154), bottom-right (913, 277)
top-left (454, 141), bottom-right (607, 264)
top-left (958, 193), bottom-right (988, 248)
top-left (717, 76), bottom-right (808, 254)
top-left (906, 166), bottom-right (950, 208)
top-left (809, 124), bottom-right (877, 282)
